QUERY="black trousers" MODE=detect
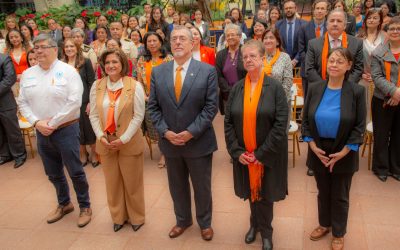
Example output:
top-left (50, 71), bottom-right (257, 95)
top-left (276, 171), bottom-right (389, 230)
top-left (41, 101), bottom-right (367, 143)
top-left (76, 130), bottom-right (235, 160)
top-left (165, 154), bottom-right (213, 229)
top-left (371, 96), bottom-right (400, 175)
top-left (302, 77), bottom-right (309, 100)
top-left (249, 199), bottom-right (274, 240)
top-left (314, 171), bottom-right (353, 237)
top-left (0, 108), bottom-right (26, 159)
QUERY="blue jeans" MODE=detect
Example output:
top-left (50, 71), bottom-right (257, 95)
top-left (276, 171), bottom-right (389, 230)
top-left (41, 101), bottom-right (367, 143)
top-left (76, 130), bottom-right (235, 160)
top-left (37, 123), bottom-right (90, 208)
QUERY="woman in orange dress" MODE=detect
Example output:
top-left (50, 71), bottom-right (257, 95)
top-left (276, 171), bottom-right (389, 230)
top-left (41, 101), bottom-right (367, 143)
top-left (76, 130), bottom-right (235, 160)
top-left (189, 26), bottom-right (215, 66)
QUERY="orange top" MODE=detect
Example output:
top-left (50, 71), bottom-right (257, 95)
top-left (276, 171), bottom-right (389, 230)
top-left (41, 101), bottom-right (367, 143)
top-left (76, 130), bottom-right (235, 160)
top-left (199, 45), bottom-right (216, 66)
top-left (10, 51), bottom-right (29, 75)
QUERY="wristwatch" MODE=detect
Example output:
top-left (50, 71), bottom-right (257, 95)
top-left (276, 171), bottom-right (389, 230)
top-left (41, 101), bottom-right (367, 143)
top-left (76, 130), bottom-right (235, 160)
top-left (33, 120), bottom-right (40, 127)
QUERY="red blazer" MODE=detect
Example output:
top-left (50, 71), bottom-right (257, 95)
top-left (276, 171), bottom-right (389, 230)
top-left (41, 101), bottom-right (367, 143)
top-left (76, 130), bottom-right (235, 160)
top-left (200, 45), bottom-right (215, 66)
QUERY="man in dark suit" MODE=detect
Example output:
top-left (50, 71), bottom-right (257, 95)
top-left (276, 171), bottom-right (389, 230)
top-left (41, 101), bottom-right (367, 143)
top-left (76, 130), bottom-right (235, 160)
top-left (305, 9), bottom-right (363, 86)
top-left (47, 18), bottom-right (62, 44)
top-left (0, 53), bottom-right (27, 168)
top-left (148, 26), bottom-right (218, 241)
top-left (275, 0), bottom-right (307, 68)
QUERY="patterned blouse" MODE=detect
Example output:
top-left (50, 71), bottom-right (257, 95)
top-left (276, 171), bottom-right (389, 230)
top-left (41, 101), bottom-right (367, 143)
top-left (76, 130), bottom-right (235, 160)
top-left (265, 51), bottom-right (293, 102)
top-left (136, 54), bottom-right (174, 96)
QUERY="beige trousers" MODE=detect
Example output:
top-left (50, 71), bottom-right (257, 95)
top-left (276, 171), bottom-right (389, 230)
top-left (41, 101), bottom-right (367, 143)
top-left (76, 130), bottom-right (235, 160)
top-left (101, 151), bottom-right (145, 225)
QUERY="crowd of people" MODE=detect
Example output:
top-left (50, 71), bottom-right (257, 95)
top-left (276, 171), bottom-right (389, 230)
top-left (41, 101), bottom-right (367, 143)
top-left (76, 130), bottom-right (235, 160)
top-left (0, 0), bottom-right (399, 249)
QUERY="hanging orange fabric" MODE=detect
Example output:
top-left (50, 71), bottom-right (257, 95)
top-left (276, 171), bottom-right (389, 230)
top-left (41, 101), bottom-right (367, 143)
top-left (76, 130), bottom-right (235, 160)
top-left (243, 72), bottom-right (265, 202)
top-left (384, 61), bottom-right (400, 86)
top-left (316, 26), bottom-right (321, 38)
top-left (144, 58), bottom-right (163, 93)
top-left (104, 88), bottom-right (122, 134)
top-left (145, 24), bottom-right (148, 33)
top-left (321, 32), bottom-right (348, 80)
top-left (263, 49), bottom-right (281, 76)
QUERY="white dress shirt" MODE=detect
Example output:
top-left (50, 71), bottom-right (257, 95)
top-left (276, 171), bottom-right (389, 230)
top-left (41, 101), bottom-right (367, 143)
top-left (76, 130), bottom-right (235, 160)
top-left (89, 77), bottom-right (145, 144)
top-left (18, 59), bottom-right (83, 128)
top-left (173, 58), bottom-right (192, 85)
top-left (328, 34), bottom-right (343, 48)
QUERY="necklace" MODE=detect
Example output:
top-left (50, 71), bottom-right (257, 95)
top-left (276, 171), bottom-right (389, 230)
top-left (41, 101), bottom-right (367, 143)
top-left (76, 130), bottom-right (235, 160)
top-left (229, 50), bottom-right (238, 66)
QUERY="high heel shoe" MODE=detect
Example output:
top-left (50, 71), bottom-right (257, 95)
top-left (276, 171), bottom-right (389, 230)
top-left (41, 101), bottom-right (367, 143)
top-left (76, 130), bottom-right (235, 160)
top-left (91, 161), bottom-right (100, 168)
top-left (81, 152), bottom-right (89, 167)
top-left (132, 223), bottom-right (144, 231)
top-left (114, 224), bottom-right (123, 232)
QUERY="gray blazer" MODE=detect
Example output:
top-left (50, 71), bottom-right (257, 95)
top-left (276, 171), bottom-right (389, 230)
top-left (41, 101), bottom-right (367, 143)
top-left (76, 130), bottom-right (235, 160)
top-left (0, 53), bottom-right (17, 111)
top-left (48, 29), bottom-right (63, 44)
top-left (305, 34), bottom-right (363, 85)
top-left (147, 59), bottom-right (218, 158)
top-left (371, 43), bottom-right (399, 100)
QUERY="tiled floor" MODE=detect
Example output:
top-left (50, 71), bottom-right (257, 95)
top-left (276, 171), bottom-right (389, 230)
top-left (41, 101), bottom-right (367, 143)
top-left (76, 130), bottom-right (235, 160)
top-left (1, 114), bottom-right (399, 250)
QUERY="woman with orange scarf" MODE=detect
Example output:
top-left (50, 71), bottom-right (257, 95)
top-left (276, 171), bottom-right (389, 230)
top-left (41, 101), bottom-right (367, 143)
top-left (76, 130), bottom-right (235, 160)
top-left (136, 32), bottom-right (173, 167)
top-left (224, 40), bottom-right (288, 250)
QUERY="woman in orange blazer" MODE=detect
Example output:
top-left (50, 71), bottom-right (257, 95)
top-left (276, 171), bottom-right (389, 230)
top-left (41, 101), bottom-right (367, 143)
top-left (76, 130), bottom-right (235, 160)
top-left (190, 26), bottom-right (215, 66)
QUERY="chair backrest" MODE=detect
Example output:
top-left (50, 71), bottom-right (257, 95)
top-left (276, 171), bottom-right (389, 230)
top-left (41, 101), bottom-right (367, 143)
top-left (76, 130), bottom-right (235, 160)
top-left (292, 95), bottom-right (297, 121)
top-left (209, 35), bottom-right (216, 49)
top-left (293, 77), bottom-right (303, 97)
top-left (368, 82), bottom-right (375, 122)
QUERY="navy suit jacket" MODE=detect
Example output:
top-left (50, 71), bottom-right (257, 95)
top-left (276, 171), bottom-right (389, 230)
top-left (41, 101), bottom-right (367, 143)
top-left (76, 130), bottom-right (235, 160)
top-left (147, 59), bottom-right (219, 158)
top-left (298, 20), bottom-right (327, 77)
top-left (275, 18), bottom-right (307, 64)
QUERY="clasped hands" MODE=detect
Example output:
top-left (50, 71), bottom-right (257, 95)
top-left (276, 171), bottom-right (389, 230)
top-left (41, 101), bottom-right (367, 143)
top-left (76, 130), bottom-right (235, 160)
top-left (100, 136), bottom-right (123, 150)
top-left (309, 141), bottom-right (350, 172)
top-left (164, 130), bottom-right (193, 146)
top-left (239, 152), bottom-right (262, 165)
top-left (35, 120), bottom-right (55, 136)
top-left (385, 88), bottom-right (400, 107)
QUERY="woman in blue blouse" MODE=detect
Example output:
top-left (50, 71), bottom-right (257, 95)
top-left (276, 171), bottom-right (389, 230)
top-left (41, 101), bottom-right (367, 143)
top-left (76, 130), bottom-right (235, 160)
top-left (302, 48), bottom-right (366, 250)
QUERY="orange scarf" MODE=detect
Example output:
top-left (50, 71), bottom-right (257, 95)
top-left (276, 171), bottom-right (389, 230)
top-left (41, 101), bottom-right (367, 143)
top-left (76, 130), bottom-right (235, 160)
top-left (263, 49), bottom-right (281, 76)
top-left (145, 58), bottom-right (163, 93)
top-left (243, 72), bottom-right (265, 202)
top-left (384, 60), bottom-right (400, 86)
top-left (321, 32), bottom-right (347, 80)
top-left (104, 88), bottom-right (122, 134)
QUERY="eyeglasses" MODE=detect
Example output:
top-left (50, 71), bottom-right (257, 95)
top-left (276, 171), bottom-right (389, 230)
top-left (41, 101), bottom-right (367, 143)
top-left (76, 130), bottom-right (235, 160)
top-left (243, 54), bottom-right (260, 61)
top-left (388, 27), bottom-right (400, 32)
top-left (33, 45), bottom-right (56, 50)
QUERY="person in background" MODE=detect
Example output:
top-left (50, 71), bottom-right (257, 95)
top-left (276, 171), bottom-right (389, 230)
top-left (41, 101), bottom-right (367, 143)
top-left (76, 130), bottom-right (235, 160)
top-left (352, 2), bottom-right (365, 35)
top-left (189, 26), bottom-right (215, 66)
top-left (275, 0), bottom-right (307, 68)
top-left (96, 15), bottom-right (109, 27)
top-left (47, 18), bottom-right (62, 44)
top-left (370, 17), bottom-right (400, 182)
top-left (216, 24), bottom-right (247, 115)
top-left (71, 28), bottom-right (97, 69)
top-left (62, 38), bottom-right (98, 168)
top-left (380, 1), bottom-right (392, 29)
top-left (91, 25), bottom-right (109, 59)
top-left (130, 29), bottom-right (144, 58)
top-left (75, 18), bottom-right (93, 45)
top-left (165, 5), bottom-right (175, 24)
top-left (26, 49), bottom-right (37, 67)
top-left (59, 25), bottom-right (72, 47)
top-left (303, 48), bottom-right (366, 250)
top-left (0, 33), bottom-right (4, 53)
top-left (357, 8), bottom-right (386, 122)
top-left (155, 27), bottom-right (171, 53)
top-left (299, 0), bottom-right (329, 101)
top-left (251, 20), bottom-right (268, 41)
top-left (332, 0), bottom-right (356, 36)
top-left (4, 29), bottom-right (32, 96)
top-left (248, 9), bottom-right (267, 38)
top-left (180, 13), bottom-right (190, 25)
top-left (168, 11), bottom-right (180, 33)
top-left (20, 24), bottom-right (34, 47)
top-left (148, 6), bottom-right (170, 39)
top-left (267, 6), bottom-right (281, 29)
top-left (258, 0), bottom-right (270, 19)
top-left (136, 32), bottom-right (173, 168)
top-left (193, 9), bottom-right (211, 46)
top-left (0, 53), bottom-right (27, 168)
top-left (89, 49), bottom-right (146, 232)
top-left (120, 14), bottom-right (129, 38)
top-left (5, 16), bottom-right (19, 34)
top-left (217, 17), bottom-right (247, 52)
top-left (18, 34), bottom-right (92, 228)
top-left (230, 7), bottom-right (249, 37)
top-left (363, 0), bottom-right (375, 15)
top-left (224, 39), bottom-right (288, 250)
top-left (110, 21), bottom-right (138, 60)
top-left (126, 16), bottom-right (140, 38)
top-left (139, 3), bottom-right (152, 27)
top-left (27, 19), bottom-right (40, 37)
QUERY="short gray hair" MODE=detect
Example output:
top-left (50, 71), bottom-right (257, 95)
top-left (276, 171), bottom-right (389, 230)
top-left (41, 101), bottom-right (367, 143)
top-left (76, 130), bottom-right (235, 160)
top-left (171, 25), bottom-right (193, 40)
top-left (71, 28), bottom-right (86, 38)
top-left (33, 33), bottom-right (57, 47)
top-left (224, 23), bottom-right (242, 36)
top-left (327, 9), bottom-right (347, 24)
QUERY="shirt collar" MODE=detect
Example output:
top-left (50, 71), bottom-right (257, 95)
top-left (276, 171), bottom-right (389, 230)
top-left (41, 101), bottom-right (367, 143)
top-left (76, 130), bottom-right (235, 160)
top-left (328, 34), bottom-right (343, 42)
top-left (286, 17), bottom-right (296, 24)
top-left (107, 76), bottom-right (123, 91)
top-left (314, 20), bottom-right (324, 29)
top-left (39, 59), bottom-right (59, 73)
top-left (174, 57), bottom-right (192, 72)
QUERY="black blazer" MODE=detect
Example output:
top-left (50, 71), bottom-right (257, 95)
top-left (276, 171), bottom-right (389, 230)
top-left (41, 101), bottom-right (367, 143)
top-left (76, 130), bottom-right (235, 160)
top-left (79, 58), bottom-right (95, 104)
top-left (216, 47), bottom-right (247, 114)
top-left (305, 34), bottom-right (363, 85)
top-left (148, 59), bottom-right (218, 158)
top-left (0, 54), bottom-right (17, 111)
top-left (224, 75), bottom-right (288, 202)
top-left (298, 20), bottom-right (327, 78)
top-left (301, 80), bottom-right (366, 174)
top-left (346, 14), bottom-right (356, 36)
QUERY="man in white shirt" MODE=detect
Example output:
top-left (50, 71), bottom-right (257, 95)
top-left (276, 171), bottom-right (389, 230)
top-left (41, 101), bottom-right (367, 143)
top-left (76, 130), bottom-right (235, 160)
top-left (110, 21), bottom-right (138, 60)
top-left (18, 34), bottom-right (92, 228)
top-left (139, 3), bottom-right (152, 28)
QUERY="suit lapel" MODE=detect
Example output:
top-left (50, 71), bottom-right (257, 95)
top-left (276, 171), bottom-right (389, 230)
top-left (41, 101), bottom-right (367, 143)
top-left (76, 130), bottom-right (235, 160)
top-left (165, 61), bottom-right (177, 105)
top-left (116, 77), bottom-right (132, 118)
top-left (257, 75), bottom-right (270, 116)
top-left (310, 81), bottom-right (327, 143)
top-left (332, 82), bottom-right (352, 149)
top-left (178, 59), bottom-right (199, 106)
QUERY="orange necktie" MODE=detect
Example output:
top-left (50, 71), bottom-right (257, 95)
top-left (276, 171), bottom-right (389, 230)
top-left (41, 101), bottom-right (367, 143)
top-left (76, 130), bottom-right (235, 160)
top-left (175, 66), bottom-right (183, 101)
top-left (104, 89), bottom-right (122, 134)
top-left (316, 26), bottom-right (321, 38)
